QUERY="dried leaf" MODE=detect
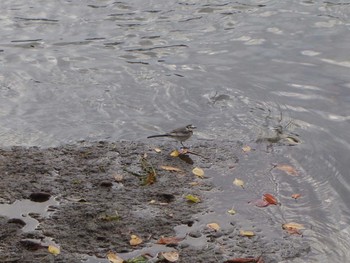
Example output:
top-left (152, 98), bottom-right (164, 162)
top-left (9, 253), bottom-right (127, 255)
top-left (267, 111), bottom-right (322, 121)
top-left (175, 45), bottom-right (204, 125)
top-left (154, 148), bottom-right (162, 153)
top-left (113, 174), bottom-right (124, 182)
top-left (263, 193), bottom-right (278, 205)
top-left (144, 172), bottom-right (156, 185)
top-left (240, 230), bottom-right (255, 237)
top-left (129, 234), bottom-right (143, 246)
top-left (192, 167), bottom-right (204, 178)
top-left (242, 145), bottom-right (251, 153)
top-left (161, 251), bottom-right (179, 262)
top-left (107, 252), bottom-right (124, 263)
top-left (185, 194), bottom-right (201, 203)
top-left (252, 198), bottom-right (269, 207)
top-left (291, 193), bottom-right (301, 199)
top-left (189, 181), bottom-right (200, 186)
top-left (207, 223), bottom-right (220, 231)
top-left (157, 236), bottom-right (184, 245)
top-left (170, 150), bottom-right (180, 157)
top-left (160, 165), bottom-right (183, 172)
top-left (276, 164), bottom-right (299, 176)
top-left (233, 178), bottom-right (245, 188)
top-left (227, 209), bottom-right (236, 215)
top-left (282, 222), bottom-right (305, 235)
top-left (48, 245), bottom-right (60, 256)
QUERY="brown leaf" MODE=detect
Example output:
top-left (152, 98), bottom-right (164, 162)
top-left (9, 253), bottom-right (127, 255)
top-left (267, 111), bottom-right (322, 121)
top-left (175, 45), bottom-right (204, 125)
top-left (291, 193), bottom-right (301, 199)
top-left (107, 252), bottom-right (124, 263)
top-left (157, 236), bottom-right (184, 245)
top-left (276, 164), bottom-right (299, 176)
top-left (263, 193), bottom-right (278, 205)
top-left (129, 234), bottom-right (143, 246)
top-left (282, 222), bottom-right (305, 235)
top-left (160, 165), bottom-right (183, 172)
top-left (161, 251), bottom-right (179, 262)
top-left (207, 223), bottom-right (220, 231)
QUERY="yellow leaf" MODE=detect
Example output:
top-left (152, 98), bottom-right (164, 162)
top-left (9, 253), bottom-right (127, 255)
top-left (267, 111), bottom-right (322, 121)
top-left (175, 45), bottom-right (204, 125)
top-left (227, 209), bottom-right (236, 215)
top-left (192, 167), bottom-right (204, 178)
top-left (240, 230), bottom-right (255, 237)
top-left (48, 245), bottom-right (60, 256)
top-left (282, 222), bottom-right (305, 235)
top-left (129, 234), bottom-right (143, 246)
top-left (170, 150), bottom-right (180, 157)
top-left (161, 251), bottom-right (179, 262)
top-left (207, 223), bottom-right (220, 231)
top-left (107, 252), bottom-right (124, 263)
top-left (185, 194), bottom-right (201, 203)
top-left (242, 145), bottom-right (251, 152)
top-left (233, 178), bottom-right (244, 188)
top-left (189, 181), bottom-right (199, 186)
top-left (282, 222), bottom-right (305, 230)
top-left (276, 164), bottom-right (299, 176)
top-left (154, 148), bottom-right (162, 153)
top-left (160, 165), bottom-right (183, 172)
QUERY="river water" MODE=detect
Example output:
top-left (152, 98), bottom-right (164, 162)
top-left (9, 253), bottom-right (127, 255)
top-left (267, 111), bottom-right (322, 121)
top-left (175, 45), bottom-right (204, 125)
top-left (1, 0), bottom-right (349, 262)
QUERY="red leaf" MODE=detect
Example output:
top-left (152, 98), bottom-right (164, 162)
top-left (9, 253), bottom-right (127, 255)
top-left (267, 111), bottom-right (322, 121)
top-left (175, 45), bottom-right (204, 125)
top-left (263, 193), bottom-right (278, 205)
top-left (251, 198), bottom-right (269, 207)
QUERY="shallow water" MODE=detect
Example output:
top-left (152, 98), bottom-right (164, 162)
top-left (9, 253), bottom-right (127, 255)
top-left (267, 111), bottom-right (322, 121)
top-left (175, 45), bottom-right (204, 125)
top-left (1, 0), bottom-right (350, 262)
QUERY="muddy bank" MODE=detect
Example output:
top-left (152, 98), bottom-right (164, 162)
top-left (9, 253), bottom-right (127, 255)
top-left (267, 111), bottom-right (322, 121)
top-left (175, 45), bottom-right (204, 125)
top-left (0, 141), bottom-right (309, 262)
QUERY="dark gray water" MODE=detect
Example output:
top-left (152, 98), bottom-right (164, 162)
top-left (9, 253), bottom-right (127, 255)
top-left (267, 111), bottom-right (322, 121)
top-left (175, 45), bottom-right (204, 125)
top-left (1, 0), bottom-right (350, 262)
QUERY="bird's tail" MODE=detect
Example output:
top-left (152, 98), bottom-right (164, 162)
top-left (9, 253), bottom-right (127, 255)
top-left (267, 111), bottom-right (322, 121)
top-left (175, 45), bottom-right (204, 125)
top-left (147, 134), bottom-right (170, 139)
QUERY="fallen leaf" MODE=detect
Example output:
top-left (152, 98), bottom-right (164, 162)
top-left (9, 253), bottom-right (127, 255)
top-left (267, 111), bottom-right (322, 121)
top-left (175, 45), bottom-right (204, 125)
top-left (291, 193), bottom-right (301, 199)
top-left (185, 194), bottom-right (201, 203)
top-left (129, 234), bottom-right (143, 246)
top-left (160, 165), bottom-right (183, 172)
top-left (161, 251), bottom-right (179, 262)
top-left (263, 193), bottom-right (278, 205)
top-left (282, 222), bottom-right (305, 235)
top-left (242, 145), bottom-right (251, 153)
top-left (157, 236), bottom-right (184, 245)
top-left (251, 198), bottom-right (269, 207)
top-left (276, 164), bottom-right (299, 176)
top-left (170, 150), bottom-right (180, 157)
top-left (227, 209), bottom-right (236, 215)
top-left (48, 245), bottom-right (60, 256)
top-left (113, 174), bottom-right (124, 182)
top-left (192, 167), bottom-right (204, 178)
top-left (207, 223), bottom-right (220, 231)
top-left (154, 148), bottom-right (162, 153)
top-left (107, 252), bottom-right (124, 263)
top-left (233, 178), bottom-right (245, 188)
top-left (240, 230), bottom-right (255, 237)
top-left (189, 181), bottom-right (199, 186)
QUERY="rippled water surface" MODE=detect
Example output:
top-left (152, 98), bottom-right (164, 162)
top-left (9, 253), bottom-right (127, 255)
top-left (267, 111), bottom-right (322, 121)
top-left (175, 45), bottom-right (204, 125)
top-left (1, 0), bottom-right (350, 262)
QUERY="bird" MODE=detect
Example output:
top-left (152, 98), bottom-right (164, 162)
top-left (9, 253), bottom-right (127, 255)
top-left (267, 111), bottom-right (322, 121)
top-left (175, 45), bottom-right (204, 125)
top-left (147, 124), bottom-right (196, 147)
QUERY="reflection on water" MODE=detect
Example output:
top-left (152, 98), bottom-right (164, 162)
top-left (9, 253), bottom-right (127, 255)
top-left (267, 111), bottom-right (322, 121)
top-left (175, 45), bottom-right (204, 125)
top-left (0, 0), bottom-right (350, 261)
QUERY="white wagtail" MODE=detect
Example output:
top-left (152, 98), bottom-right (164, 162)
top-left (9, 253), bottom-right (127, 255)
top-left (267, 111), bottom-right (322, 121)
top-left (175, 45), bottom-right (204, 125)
top-left (147, 124), bottom-right (196, 147)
